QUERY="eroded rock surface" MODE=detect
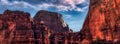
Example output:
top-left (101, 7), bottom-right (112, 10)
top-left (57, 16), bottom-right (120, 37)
top-left (1, 0), bottom-right (120, 43)
top-left (0, 10), bottom-right (34, 44)
top-left (34, 10), bottom-right (70, 33)
top-left (81, 0), bottom-right (120, 44)
top-left (0, 10), bottom-right (75, 44)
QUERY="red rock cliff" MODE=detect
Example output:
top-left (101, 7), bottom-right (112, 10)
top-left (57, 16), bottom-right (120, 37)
top-left (81, 0), bottom-right (120, 43)
top-left (0, 10), bottom-right (73, 44)
top-left (0, 10), bottom-right (34, 44)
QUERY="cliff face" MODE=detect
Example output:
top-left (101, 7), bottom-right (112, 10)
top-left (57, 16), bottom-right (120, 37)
top-left (34, 10), bottom-right (70, 33)
top-left (0, 10), bottom-right (74, 44)
top-left (1, 0), bottom-right (120, 43)
top-left (0, 10), bottom-right (34, 44)
top-left (81, 0), bottom-right (120, 43)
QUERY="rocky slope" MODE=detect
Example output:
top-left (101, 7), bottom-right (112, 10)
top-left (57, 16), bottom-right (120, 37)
top-left (81, 0), bottom-right (120, 44)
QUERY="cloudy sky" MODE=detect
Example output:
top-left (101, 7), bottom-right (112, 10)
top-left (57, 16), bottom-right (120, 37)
top-left (0, 0), bottom-right (89, 32)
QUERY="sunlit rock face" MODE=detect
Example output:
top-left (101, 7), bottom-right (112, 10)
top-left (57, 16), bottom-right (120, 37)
top-left (0, 10), bottom-right (34, 44)
top-left (81, 0), bottom-right (120, 43)
top-left (34, 10), bottom-right (71, 33)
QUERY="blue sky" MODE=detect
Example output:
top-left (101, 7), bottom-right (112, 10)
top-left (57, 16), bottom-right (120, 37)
top-left (0, 0), bottom-right (89, 32)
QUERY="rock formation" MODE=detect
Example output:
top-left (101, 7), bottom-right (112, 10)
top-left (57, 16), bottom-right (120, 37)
top-left (34, 10), bottom-right (70, 33)
top-left (0, 10), bottom-right (34, 44)
top-left (1, 0), bottom-right (120, 43)
top-left (81, 0), bottom-right (120, 44)
top-left (0, 10), bottom-right (75, 44)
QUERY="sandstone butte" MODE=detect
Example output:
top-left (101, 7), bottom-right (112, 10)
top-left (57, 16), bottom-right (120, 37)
top-left (0, 0), bottom-right (120, 44)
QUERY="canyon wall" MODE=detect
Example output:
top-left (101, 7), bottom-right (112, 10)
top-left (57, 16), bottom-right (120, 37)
top-left (0, 0), bottom-right (120, 43)
top-left (0, 10), bottom-right (34, 44)
top-left (0, 10), bottom-right (78, 44)
top-left (81, 0), bottom-right (120, 44)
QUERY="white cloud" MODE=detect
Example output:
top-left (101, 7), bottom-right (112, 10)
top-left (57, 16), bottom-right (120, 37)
top-left (0, 0), bottom-right (88, 12)
top-left (1, 0), bottom-right (9, 5)
top-left (64, 15), bottom-right (72, 19)
top-left (36, 3), bottom-right (55, 10)
top-left (0, 0), bottom-right (36, 9)
top-left (75, 8), bottom-right (84, 12)
top-left (60, 0), bottom-right (87, 11)
top-left (61, 0), bottom-right (85, 8)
